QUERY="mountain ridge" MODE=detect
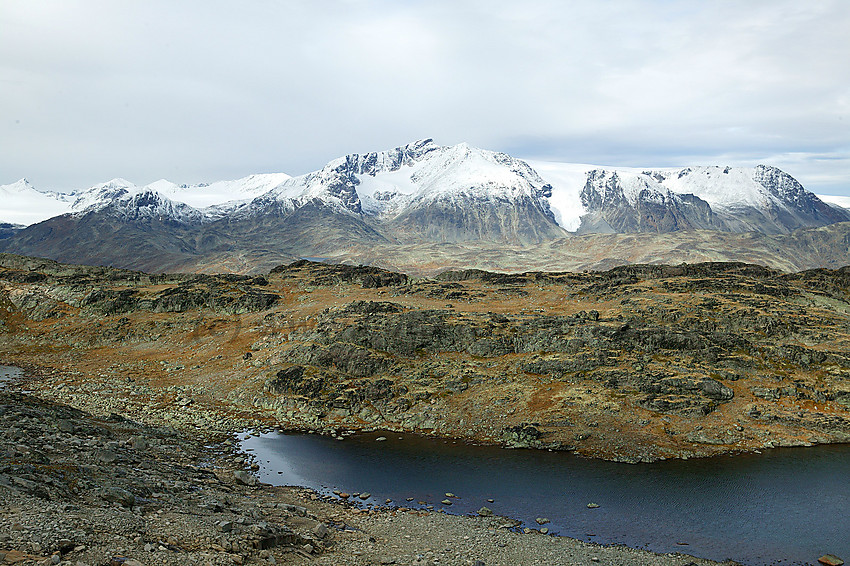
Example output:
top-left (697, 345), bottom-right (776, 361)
top-left (2, 139), bottom-right (849, 274)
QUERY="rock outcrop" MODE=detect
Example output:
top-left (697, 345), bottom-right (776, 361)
top-left (3, 257), bottom-right (850, 463)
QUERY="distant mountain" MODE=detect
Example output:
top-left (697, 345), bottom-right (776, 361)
top-left (545, 164), bottom-right (850, 235)
top-left (222, 139), bottom-right (565, 245)
top-left (0, 179), bottom-right (75, 225)
top-left (0, 173), bottom-right (292, 225)
top-left (575, 169), bottom-right (725, 233)
top-left (2, 139), bottom-right (849, 273)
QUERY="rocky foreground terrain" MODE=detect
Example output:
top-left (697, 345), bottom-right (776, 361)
top-left (0, 377), bottom-right (732, 566)
top-left (4, 253), bottom-right (850, 565)
top-left (1, 253), bottom-right (850, 464)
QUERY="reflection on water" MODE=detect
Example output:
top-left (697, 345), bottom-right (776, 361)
top-left (242, 430), bottom-right (850, 566)
top-left (0, 365), bottom-right (23, 390)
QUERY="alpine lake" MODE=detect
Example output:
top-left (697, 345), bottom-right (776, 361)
top-left (241, 429), bottom-right (850, 566)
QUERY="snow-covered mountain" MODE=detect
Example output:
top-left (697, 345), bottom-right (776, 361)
top-left (0, 179), bottom-right (76, 225)
top-left (2, 139), bottom-right (849, 273)
top-left (234, 139), bottom-right (551, 214)
top-left (0, 174), bottom-right (293, 226)
top-left (83, 188), bottom-right (210, 225)
top-left (236, 139), bottom-right (563, 243)
top-left (528, 162), bottom-right (850, 234)
top-left (154, 173), bottom-right (293, 210)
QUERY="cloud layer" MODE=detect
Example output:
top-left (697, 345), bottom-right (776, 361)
top-left (1, 0), bottom-right (848, 193)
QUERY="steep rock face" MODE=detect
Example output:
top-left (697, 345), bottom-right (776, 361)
top-left (578, 170), bottom-right (725, 233)
top-left (348, 138), bottom-right (441, 176)
top-left (374, 142), bottom-right (565, 244)
top-left (387, 190), bottom-right (564, 244)
top-left (248, 139), bottom-right (565, 244)
top-left (575, 166), bottom-right (850, 235)
top-left (752, 165), bottom-right (850, 228)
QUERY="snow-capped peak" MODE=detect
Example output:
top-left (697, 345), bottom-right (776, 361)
top-left (74, 186), bottom-right (207, 224)
top-left (4, 178), bottom-right (34, 192)
top-left (0, 178), bottom-right (76, 225)
top-left (251, 139), bottom-right (445, 215)
top-left (3, 141), bottom-right (841, 238)
top-left (69, 178), bottom-right (137, 212)
top-left (257, 139), bottom-right (555, 218)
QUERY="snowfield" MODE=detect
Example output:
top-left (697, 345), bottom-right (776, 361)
top-left (2, 140), bottom-right (844, 231)
top-left (0, 179), bottom-right (75, 225)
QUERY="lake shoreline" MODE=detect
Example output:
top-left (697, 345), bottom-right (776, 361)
top-left (1, 363), bottom-right (739, 566)
top-left (242, 427), bottom-right (850, 565)
top-left (7, 357), bottom-right (838, 467)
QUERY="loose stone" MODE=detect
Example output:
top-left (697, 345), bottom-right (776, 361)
top-left (233, 470), bottom-right (257, 486)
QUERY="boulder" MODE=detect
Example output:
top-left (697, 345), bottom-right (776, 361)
top-left (99, 487), bottom-right (136, 507)
top-left (233, 470), bottom-right (258, 486)
top-left (501, 423), bottom-right (541, 447)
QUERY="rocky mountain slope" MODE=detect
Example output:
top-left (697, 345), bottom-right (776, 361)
top-left (2, 140), bottom-right (848, 274)
top-left (0, 223), bottom-right (23, 241)
top-left (575, 164), bottom-right (850, 234)
top-left (3, 254), bottom-right (850, 464)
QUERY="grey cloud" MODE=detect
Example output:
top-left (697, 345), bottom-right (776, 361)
top-left (0, 0), bottom-right (847, 194)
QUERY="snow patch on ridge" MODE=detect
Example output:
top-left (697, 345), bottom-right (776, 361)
top-left (648, 166), bottom-right (776, 210)
top-left (0, 179), bottom-right (75, 225)
top-left (157, 174), bottom-right (293, 210)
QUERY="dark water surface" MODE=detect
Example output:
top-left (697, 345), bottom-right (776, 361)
top-left (0, 365), bottom-right (23, 389)
top-left (242, 430), bottom-right (850, 566)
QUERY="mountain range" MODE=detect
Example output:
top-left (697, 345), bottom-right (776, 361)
top-left (2, 139), bottom-right (849, 274)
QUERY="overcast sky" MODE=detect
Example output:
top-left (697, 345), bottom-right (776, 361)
top-left (2, 0), bottom-right (848, 194)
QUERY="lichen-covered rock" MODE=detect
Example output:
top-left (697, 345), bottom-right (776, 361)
top-left (501, 423), bottom-right (542, 448)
